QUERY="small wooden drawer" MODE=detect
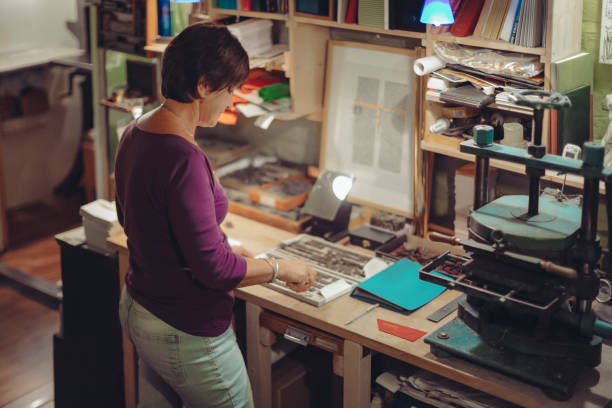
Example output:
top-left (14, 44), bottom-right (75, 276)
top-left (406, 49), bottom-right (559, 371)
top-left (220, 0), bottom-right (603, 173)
top-left (260, 311), bottom-right (344, 355)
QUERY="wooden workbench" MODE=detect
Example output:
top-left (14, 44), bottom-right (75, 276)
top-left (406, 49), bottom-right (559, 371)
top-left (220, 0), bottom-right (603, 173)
top-left (108, 213), bottom-right (612, 408)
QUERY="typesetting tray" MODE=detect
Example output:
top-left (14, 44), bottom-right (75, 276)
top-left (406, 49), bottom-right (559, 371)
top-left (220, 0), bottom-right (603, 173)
top-left (259, 235), bottom-right (388, 306)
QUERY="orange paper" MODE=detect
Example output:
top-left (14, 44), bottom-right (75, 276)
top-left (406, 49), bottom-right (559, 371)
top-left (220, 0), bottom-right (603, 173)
top-left (377, 319), bottom-right (427, 342)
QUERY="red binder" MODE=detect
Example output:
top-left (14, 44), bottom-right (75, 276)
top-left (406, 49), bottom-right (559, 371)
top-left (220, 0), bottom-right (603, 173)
top-left (450, 0), bottom-right (485, 37)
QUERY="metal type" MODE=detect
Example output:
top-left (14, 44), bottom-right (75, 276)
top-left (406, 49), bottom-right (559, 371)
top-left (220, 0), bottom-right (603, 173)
top-left (261, 235), bottom-right (389, 306)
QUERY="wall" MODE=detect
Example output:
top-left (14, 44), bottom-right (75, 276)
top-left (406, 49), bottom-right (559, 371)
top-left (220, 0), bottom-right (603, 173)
top-left (583, 0), bottom-right (612, 142)
top-left (0, 0), bottom-right (80, 52)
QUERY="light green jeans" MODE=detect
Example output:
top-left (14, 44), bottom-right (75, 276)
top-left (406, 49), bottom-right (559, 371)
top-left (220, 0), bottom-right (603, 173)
top-left (119, 288), bottom-right (254, 408)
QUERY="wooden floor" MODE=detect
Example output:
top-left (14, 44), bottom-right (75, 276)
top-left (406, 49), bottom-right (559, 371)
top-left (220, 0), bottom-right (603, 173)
top-left (0, 192), bottom-right (82, 407)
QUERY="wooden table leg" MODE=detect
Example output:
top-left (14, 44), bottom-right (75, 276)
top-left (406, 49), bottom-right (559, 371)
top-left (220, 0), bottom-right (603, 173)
top-left (118, 253), bottom-right (138, 408)
top-left (246, 302), bottom-right (272, 408)
top-left (343, 340), bottom-right (371, 408)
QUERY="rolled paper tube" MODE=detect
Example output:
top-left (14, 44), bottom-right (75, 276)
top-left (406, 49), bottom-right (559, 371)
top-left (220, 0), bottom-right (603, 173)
top-left (413, 56), bottom-right (446, 76)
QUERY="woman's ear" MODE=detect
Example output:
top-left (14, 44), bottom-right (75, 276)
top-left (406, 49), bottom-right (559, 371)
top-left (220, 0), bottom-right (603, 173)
top-left (197, 81), bottom-right (207, 99)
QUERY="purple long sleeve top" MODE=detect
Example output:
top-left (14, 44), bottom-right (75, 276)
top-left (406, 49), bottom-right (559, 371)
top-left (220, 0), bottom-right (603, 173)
top-left (114, 122), bottom-right (246, 337)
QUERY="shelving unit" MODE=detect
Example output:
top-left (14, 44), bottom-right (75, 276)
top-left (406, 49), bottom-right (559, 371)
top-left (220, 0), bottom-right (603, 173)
top-left (143, 3), bottom-right (427, 120)
top-left (416, 0), bottom-right (586, 233)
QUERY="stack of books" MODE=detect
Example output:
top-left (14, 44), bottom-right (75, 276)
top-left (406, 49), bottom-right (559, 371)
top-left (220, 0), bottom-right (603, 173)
top-left (79, 199), bottom-right (122, 254)
top-left (447, 0), bottom-right (546, 47)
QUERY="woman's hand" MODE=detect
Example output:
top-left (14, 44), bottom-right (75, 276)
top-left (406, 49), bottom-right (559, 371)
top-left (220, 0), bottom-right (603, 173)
top-left (232, 246), bottom-right (255, 259)
top-left (276, 259), bottom-right (317, 293)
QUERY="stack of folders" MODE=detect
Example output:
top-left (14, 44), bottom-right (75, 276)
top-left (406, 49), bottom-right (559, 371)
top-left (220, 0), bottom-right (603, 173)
top-left (439, 84), bottom-right (494, 109)
top-left (79, 199), bottom-right (122, 254)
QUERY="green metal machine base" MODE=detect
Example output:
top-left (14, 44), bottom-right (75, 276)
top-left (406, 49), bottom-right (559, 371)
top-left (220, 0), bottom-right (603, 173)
top-left (469, 195), bottom-right (581, 261)
top-left (425, 318), bottom-right (602, 401)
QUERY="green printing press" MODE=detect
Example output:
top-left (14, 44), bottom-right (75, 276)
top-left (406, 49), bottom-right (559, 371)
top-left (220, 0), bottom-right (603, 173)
top-left (419, 90), bottom-right (612, 401)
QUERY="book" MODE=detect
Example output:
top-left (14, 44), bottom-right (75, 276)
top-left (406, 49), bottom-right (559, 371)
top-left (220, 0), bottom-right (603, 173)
top-left (450, 0), bottom-right (485, 37)
top-left (473, 0), bottom-right (494, 38)
top-left (483, 0), bottom-right (508, 40)
top-left (350, 258), bottom-right (449, 314)
top-left (499, 0), bottom-right (520, 41)
top-left (345, 0), bottom-right (357, 23)
top-left (508, 0), bottom-right (523, 43)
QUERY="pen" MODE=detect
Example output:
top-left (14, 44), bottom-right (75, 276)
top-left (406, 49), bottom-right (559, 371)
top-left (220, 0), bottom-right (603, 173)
top-left (344, 303), bottom-right (380, 325)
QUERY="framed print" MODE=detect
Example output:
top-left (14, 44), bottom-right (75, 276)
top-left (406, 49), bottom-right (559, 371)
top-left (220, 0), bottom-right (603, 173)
top-left (321, 41), bottom-right (418, 217)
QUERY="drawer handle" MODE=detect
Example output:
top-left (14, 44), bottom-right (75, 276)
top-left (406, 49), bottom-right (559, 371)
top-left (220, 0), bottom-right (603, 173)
top-left (283, 325), bottom-right (312, 346)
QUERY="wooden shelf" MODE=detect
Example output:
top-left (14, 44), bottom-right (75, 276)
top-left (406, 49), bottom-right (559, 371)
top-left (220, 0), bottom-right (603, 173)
top-left (294, 17), bottom-right (426, 39)
top-left (429, 33), bottom-right (546, 56)
top-left (210, 8), bottom-right (288, 20)
top-left (421, 133), bottom-right (604, 193)
top-left (145, 42), bottom-right (287, 72)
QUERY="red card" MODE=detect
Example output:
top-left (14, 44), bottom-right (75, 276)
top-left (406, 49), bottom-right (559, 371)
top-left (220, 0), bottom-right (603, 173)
top-left (377, 319), bottom-right (427, 342)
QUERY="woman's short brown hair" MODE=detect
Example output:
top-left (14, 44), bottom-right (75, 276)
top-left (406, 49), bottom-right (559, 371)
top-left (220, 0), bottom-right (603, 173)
top-left (161, 23), bottom-right (249, 102)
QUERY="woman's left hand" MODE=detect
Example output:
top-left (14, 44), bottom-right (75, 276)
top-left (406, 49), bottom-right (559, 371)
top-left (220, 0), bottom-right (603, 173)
top-left (232, 246), bottom-right (255, 258)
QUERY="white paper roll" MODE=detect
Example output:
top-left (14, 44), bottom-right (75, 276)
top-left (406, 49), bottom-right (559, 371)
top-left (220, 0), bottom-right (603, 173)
top-left (413, 56), bottom-right (445, 76)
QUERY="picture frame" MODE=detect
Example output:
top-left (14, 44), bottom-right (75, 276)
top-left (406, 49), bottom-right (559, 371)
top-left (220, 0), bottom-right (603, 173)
top-left (320, 40), bottom-right (420, 217)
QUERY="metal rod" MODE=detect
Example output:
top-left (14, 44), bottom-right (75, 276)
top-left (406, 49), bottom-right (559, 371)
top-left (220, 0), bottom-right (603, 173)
top-left (532, 109), bottom-right (543, 146)
top-left (528, 175), bottom-right (540, 216)
top-left (474, 157), bottom-right (489, 210)
top-left (581, 177), bottom-right (599, 243)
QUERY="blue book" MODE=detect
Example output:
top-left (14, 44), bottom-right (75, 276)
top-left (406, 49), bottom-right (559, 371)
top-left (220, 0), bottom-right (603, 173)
top-left (350, 258), bottom-right (450, 314)
top-left (509, 0), bottom-right (523, 44)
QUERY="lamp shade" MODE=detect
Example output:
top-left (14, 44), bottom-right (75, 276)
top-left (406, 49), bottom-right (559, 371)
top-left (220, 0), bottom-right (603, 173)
top-left (419, 0), bottom-right (454, 25)
top-left (172, 0), bottom-right (200, 2)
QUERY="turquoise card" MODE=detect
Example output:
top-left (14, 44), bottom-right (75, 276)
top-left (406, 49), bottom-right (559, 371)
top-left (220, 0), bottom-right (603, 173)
top-left (351, 258), bottom-right (450, 313)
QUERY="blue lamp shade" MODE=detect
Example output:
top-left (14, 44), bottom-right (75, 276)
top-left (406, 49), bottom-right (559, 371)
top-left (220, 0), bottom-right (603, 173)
top-left (419, 0), bottom-right (454, 25)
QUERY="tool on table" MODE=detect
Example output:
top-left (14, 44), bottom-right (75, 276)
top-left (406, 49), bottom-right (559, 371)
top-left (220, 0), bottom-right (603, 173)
top-left (345, 303), bottom-right (379, 325)
top-left (419, 89), bottom-right (612, 401)
top-left (426, 295), bottom-right (463, 323)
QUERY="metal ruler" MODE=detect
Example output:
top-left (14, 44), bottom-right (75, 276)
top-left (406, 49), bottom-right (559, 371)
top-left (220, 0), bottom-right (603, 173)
top-left (427, 295), bottom-right (464, 322)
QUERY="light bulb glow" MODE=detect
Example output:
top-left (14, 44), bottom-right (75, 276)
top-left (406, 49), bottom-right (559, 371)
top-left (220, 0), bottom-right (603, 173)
top-left (419, 0), bottom-right (455, 25)
top-left (332, 176), bottom-right (353, 200)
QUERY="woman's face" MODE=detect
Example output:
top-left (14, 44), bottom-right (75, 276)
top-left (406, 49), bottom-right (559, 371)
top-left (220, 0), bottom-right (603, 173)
top-left (196, 83), bottom-right (233, 127)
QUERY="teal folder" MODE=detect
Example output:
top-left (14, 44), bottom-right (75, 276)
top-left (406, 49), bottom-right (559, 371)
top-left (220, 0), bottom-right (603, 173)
top-left (351, 258), bottom-right (450, 314)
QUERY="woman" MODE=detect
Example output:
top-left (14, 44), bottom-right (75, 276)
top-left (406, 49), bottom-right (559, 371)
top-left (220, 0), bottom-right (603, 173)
top-left (116, 23), bottom-right (316, 408)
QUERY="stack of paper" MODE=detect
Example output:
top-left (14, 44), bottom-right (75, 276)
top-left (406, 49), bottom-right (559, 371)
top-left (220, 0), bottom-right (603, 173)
top-left (227, 19), bottom-right (273, 58)
top-left (79, 199), bottom-right (122, 253)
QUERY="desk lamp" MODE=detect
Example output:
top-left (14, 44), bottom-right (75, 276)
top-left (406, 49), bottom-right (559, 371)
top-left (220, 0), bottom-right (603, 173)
top-left (301, 171), bottom-right (354, 242)
top-left (419, 0), bottom-right (454, 26)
